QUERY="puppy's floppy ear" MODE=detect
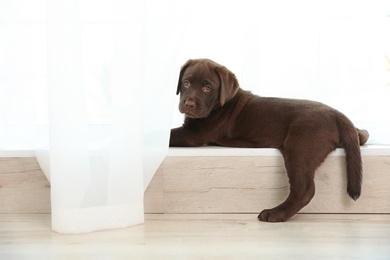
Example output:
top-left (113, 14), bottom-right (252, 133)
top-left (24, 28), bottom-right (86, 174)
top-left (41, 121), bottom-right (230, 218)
top-left (215, 66), bottom-right (240, 106)
top-left (176, 59), bottom-right (192, 95)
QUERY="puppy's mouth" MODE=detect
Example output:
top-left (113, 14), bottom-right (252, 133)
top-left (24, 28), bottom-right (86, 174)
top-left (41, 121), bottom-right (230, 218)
top-left (182, 110), bottom-right (209, 119)
top-left (184, 112), bottom-right (208, 119)
top-left (179, 105), bottom-right (209, 119)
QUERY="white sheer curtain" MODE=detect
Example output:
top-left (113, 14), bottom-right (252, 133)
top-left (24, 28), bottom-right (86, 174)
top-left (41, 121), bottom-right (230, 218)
top-left (1, 0), bottom-right (389, 233)
top-left (0, 0), bottom-right (183, 233)
top-left (45, 0), bottom-right (147, 233)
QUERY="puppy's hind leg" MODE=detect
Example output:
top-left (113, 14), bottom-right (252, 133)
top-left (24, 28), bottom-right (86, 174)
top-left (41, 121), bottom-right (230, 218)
top-left (258, 163), bottom-right (316, 223)
top-left (258, 135), bottom-right (336, 222)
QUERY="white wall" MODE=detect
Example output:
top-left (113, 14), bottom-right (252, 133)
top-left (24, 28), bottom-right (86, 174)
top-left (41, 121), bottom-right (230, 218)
top-left (170, 0), bottom-right (390, 144)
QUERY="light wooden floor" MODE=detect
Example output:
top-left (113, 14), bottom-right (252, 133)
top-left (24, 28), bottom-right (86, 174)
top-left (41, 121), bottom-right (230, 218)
top-left (1, 214), bottom-right (390, 259)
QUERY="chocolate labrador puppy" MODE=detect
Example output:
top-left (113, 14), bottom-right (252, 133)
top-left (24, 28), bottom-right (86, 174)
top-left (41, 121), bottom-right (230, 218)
top-left (170, 59), bottom-right (369, 222)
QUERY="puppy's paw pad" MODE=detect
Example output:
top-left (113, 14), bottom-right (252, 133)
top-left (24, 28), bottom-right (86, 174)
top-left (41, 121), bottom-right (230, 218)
top-left (258, 209), bottom-right (287, 223)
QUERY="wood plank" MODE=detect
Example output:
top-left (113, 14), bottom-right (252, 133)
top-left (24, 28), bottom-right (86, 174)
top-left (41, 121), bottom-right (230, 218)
top-left (0, 158), bottom-right (51, 214)
top-left (144, 167), bottom-right (164, 213)
top-left (161, 156), bottom-right (390, 214)
top-left (306, 156), bottom-right (390, 213)
top-left (163, 156), bottom-right (288, 213)
top-left (1, 151), bottom-right (389, 215)
top-left (1, 213), bottom-right (390, 259)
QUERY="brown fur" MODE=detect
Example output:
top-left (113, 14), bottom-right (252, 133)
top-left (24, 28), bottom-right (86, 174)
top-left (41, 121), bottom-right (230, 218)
top-left (170, 59), bottom-right (369, 222)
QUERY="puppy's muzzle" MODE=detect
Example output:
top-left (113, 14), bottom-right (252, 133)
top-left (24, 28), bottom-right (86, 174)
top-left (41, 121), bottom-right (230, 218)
top-left (185, 100), bottom-right (196, 109)
top-left (180, 98), bottom-right (207, 118)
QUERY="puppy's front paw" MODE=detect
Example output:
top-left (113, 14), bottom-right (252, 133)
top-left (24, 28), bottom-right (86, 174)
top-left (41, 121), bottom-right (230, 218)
top-left (258, 209), bottom-right (289, 223)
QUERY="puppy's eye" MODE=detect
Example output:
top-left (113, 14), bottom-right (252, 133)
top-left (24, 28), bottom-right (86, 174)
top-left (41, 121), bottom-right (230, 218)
top-left (183, 80), bottom-right (190, 88)
top-left (202, 85), bottom-right (212, 93)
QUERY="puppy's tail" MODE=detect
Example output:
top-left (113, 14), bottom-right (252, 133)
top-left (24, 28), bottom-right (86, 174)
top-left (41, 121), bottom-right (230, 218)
top-left (337, 116), bottom-right (368, 201)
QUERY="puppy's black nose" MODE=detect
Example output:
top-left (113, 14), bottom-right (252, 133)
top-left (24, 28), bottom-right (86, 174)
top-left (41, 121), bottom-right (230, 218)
top-left (185, 100), bottom-right (196, 109)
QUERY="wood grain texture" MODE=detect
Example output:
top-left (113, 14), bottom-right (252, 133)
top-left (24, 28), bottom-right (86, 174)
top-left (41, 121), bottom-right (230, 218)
top-left (145, 155), bottom-right (390, 214)
top-left (2, 213), bottom-right (390, 259)
top-left (0, 158), bottom-right (51, 214)
top-left (1, 153), bottom-right (389, 215)
top-left (144, 167), bottom-right (164, 213)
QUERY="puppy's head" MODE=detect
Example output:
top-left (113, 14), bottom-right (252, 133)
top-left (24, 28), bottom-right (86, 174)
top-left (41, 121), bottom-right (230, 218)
top-left (176, 59), bottom-right (239, 118)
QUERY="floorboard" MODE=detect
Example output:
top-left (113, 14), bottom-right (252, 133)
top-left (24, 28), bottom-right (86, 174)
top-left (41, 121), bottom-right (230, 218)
top-left (1, 214), bottom-right (389, 259)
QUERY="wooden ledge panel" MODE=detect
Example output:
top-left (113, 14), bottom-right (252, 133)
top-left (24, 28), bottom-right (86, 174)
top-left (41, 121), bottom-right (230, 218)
top-left (0, 158), bottom-right (51, 214)
top-left (144, 155), bottom-right (390, 214)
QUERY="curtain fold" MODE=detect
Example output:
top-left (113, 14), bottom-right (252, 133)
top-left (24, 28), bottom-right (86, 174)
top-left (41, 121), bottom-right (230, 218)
top-left (46, 0), bottom-right (146, 233)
